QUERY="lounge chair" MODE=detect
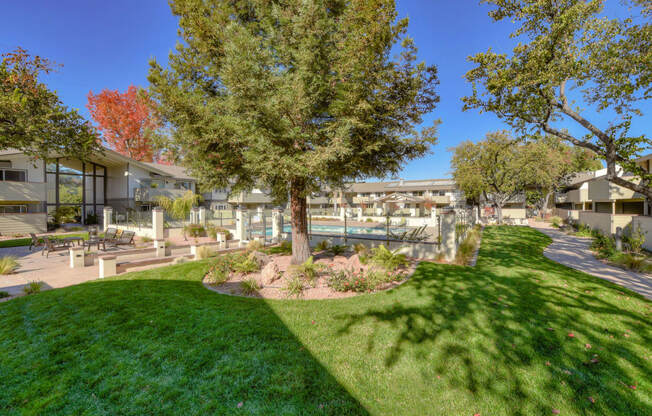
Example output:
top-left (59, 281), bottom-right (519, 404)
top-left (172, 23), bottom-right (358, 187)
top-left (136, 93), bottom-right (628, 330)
top-left (29, 233), bottom-right (45, 251)
top-left (107, 230), bottom-right (135, 248)
top-left (42, 237), bottom-right (71, 258)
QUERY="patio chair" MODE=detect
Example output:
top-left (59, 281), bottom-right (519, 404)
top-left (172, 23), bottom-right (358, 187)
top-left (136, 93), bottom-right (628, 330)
top-left (42, 237), bottom-right (71, 258)
top-left (107, 230), bottom-right (135, 248)
top-left (29, 233), bottom-right (45, 251)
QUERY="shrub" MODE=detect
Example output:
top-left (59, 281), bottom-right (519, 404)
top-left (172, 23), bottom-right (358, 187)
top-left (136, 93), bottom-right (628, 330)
top-left (315, 240), bottom-right (330, 252)
top-left (550, 216), bottom-right (563, 228)
top-left (23, 281), bottom-right (43, 295)
top-left (370, 245), bottom-right (408, 271)
top-left (326, 268), bottom-right (398, 293)
top-left (184, 224), bottom-right (205, 238)
top-left (0, 291), bottom-right (10, 299)
top-left (624, 224), bottom-right (646, 254)
top-left (283, 273), bottom-right (305, 298)
top-left (0, 256), bottom-right (19, 275)
top-left (231, 254), bottom-right (260, 274)
top-left (240, 277), bottom-right (260, 295)
top-left (591, 233), bottom-right (616, 258)
top-left (206, 255), bottom-right (234, 284)
top-left (365, 218), bottom-right (374, 223)
top-left (247, 239), bottom-right (264, 252)
top-left (455, 228), bottom-right (481, 265)
top-left (141, 236), bottom-right (153, 243)
top-left (573, 223), bottom-right (592, 237)
top-left (208, 226), bottom-right (232, 240)
top-left (196, 246), bottom-right (214, 260)
top-left (294, 256), bottom-right (323, 286)
top-left (329, 244), bottom-right (349, 256)
top-left (265, 241), bottom-right (291, 255)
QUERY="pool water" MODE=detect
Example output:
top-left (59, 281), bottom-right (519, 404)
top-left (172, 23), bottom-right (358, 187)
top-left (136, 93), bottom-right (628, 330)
top-left (260, 224), bottom-right (406, 236)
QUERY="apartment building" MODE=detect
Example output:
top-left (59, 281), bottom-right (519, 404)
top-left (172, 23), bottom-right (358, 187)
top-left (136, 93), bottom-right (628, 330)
top-left (0, 148), bottom-right (196, 234)
top-left (555, 156), bottom-right (650, 239)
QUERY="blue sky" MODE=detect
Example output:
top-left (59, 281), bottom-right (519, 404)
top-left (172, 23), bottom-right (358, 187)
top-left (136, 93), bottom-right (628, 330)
top-left (2, 1), bottom-right (648, 180)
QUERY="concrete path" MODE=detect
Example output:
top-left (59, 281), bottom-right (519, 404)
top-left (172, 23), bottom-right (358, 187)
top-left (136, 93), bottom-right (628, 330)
top-left (530, 221), bottom-right (652, 300)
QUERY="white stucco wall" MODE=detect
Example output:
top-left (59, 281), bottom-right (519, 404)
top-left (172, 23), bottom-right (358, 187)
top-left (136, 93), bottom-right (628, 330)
top-left (1, 154), bottom-right (45, 183)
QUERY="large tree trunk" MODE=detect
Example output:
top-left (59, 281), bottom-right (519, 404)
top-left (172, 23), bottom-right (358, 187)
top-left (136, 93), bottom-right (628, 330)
top-left (290, 180), bottom-right (311, 264)
top-left (542, 191), bottom-right (553, 217)
top-left (496, 203), bottom-right (503, 224)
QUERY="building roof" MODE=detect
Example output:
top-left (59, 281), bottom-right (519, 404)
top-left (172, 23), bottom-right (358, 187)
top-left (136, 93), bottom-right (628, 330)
top-left (141, 162), bottom-right (195, 181)
top-left (343, 178), bottom-right (456, 193)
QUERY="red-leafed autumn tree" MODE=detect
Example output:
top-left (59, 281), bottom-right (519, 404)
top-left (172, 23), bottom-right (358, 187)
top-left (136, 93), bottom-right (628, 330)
top-left (87, 85), bottom-right (159, 161)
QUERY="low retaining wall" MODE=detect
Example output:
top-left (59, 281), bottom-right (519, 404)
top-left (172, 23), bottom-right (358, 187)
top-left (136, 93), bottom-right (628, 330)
top-left (578, 211), bottom-right (634, 235)
top-left (555, 208), bottom-right (580, 221)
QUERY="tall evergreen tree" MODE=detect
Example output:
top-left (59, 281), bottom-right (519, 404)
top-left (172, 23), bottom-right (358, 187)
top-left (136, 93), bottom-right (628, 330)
top-left (149, 0), bottom-right (439, 263)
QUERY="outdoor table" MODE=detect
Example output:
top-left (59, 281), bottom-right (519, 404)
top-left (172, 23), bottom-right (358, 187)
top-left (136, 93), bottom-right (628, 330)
top-left (84, 238), bottom-right (105, 252)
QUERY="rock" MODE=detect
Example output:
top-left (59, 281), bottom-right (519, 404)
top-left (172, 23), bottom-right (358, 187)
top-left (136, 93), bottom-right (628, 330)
top-left (346, 254), bottom-right (364, 272)
top-left (249, 251), bottom-right (271, 267)
top-left (261, 262), bottom-right (281, 286)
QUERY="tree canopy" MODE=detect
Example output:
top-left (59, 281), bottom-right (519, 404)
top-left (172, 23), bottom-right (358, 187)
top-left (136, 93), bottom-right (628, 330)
top-left (463, 0), bottom-right (651, 199)
top-left (0, 47), bottom-right (98, 159)
top-left (148, 0), bottom-right (440, 262)
top-left (451, 131), bottom-right (531, 223)
top-left (87, 85), bottom-right (161, 162)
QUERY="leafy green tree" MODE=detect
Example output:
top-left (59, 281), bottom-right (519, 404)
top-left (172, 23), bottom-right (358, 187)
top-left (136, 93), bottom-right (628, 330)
top-left (451, 131), bottom-right (532, 223)
top-left (0, 47), bottom-right (98, 158)
top-left (148, 0), bottom-right (440, 263)
top-left (154, 190), bottom-right (203, 220)
top-left (521, 137), bottom-right (601, 215)
top-left (463, 1), bottom-right (651, 201)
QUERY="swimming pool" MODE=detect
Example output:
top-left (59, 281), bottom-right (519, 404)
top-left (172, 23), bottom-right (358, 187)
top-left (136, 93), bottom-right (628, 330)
top-left (258, 224), bottom-right (407, 236)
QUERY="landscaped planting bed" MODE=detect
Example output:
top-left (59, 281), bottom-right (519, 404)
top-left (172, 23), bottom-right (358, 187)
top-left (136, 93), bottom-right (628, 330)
top-left (204, 242), bottom-right (415, 299)
top-left (0, 226), bottom-right (649, 415)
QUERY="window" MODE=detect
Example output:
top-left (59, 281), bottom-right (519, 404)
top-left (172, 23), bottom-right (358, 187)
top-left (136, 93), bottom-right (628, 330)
top-left (1, 169), bottom-right (27, 182)
top-left (0, 205), bottom-right (27, 214)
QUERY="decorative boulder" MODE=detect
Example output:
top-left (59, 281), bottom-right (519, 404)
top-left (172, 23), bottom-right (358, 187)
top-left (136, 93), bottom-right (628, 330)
top-left (249, 251), bottom-right (271, 267)
top-left (346, 254), bottom-right (364, 273)
top-left (261, 262), bottom-right (281, 286)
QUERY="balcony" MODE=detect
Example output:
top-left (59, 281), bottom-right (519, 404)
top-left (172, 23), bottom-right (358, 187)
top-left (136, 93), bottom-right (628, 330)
top-left (134, 187), bottom-right (190, 202)
top-left (227, 192), bottom-right (273, 204)
top-left (566, 188), bottom-right (589, 203)
top-left (0, 181), bottom-right (46, 202)
top-left (588, 176), bottom-right (645, 202)
top-left (428, 195), bottom-right (451, 205)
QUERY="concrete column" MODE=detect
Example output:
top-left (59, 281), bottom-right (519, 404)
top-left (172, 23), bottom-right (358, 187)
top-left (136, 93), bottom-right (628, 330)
top-left (440, 212), bottom-right (456, 262)
top-left (235, 205), bottom-right (247, 242)
top-left (198, 206), bottom-right (207, 226)
top-left (272, 209), bottom-right (283, 242)
top-left (409, 204), bottom-right (417, 217)
top-left (190, 207), bottom-right (199, 225)
top-left (103, 206), bottom-right (113, 231)
top-left (152, 207), bottom-right (164, 241)
top-left (154, 239), bottom-right (166, 257)
top-left (190, 244), bottom-right (198, 260)
top-left (99, 255), bottom-right (117, 278)
top-left (69, 246), bottom-right (84, 268)
top-left (611, 200), bottom-right (616, 215)
top-left (339, 207), bottom-right (346, 221)
top-left (357, 207), bottom-right (363, 221)
top-left (592, 201), bottom-right (596, 212)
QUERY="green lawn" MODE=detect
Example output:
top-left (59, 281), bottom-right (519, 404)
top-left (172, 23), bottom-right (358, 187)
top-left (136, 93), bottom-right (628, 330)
top-left (0, 226), bottom-right (650, 415)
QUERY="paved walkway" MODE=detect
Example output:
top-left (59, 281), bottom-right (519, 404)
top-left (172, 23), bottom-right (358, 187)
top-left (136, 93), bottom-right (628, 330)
top-left (530, 221), bottom-right (652, 300)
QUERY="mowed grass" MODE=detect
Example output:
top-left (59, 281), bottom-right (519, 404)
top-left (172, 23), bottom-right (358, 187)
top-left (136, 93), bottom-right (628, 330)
top-left (0, 226), bottom-right (650, 415)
